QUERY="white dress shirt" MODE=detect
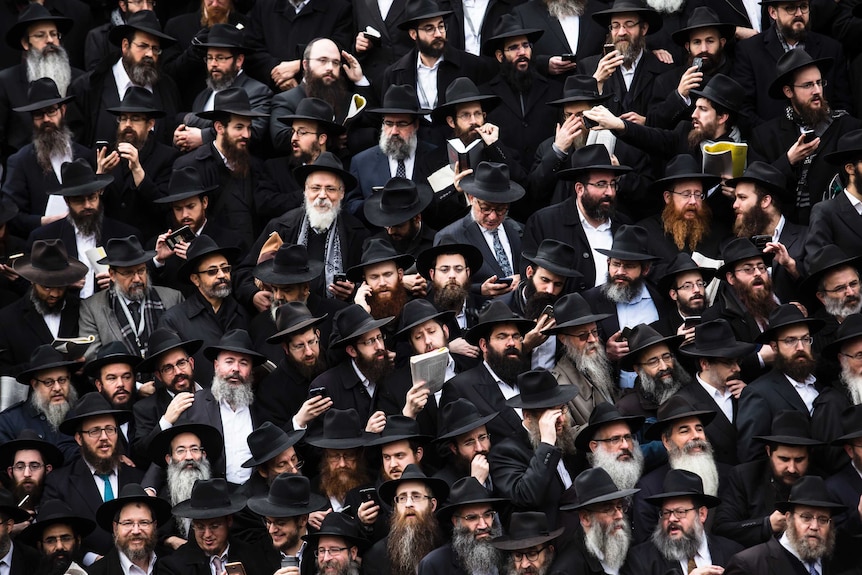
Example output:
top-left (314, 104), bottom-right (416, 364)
top-left (741, 0), bottom-right (762, 32)
top-left (678, 534), bottom-right (712, 574)
top-left (462, 0), bottom-right (490, 55)
top-left (558, 15), bottom-right (580, 53)
top-left (219, 399), bottom-right (254, 484)
top-left (577, 203), bottom-right (613, 287)
top-left (484, 361), bottom-right (522, 419)
top-left (416, 53), bottom-right (443, 110)
top-left (785, 373), bottom-right (819, 415)
top-left (696, 374), bottom-right (734, 423)
top-left (112, 59), bottom-right (153, 101)
top-left (83, 459), bottom-right (118, 501)
top-left (118, 550), bottom-right (155, 575)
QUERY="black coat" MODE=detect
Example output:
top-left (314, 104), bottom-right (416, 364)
top-left (0, 398), bottom-right (80, 462)
top-left (578, 50), bottom-right (674, 117)
top-left (646, 57), bottom-right (736, 130)
top-left (307, 361), bottom-right (378, 429)
top-left (773, 220), bottom-right (808, 301)
top-left (0, 0), bottom-right (91, 71)
top-left (88, 547), bottom-right (153, 575)
top-left (157, 536), bottom-right (279, 575)
top-left (826, 461), bottom-right (862, 535)
top-left (580, 281), bottom-right (674, 340)
top-left (417, 543), bottom-right (468, 575)
top-left (27, 216), bottom-right (142, 259)
top-left (701, 283), bottom-right (769, 383)
top-left (351, 0), bottom-right (413, 89)
top-left (434, 215), bottom-right (523, 289)
top-left (255, 358), bottom-right (315, 429)
top-left (131, 385), bottom-right (175, 457)
top-left (636, 212), bottom-right (729, 278)
top-left (185, 73), bottom-right (273, 149)
top-left (804, 191), bottom-right (862, 266)
top-left (724, 536), bottom-right (836, 575)
top-left (442, 0), bottom-right (525, 55)
top-left (620, 534), bottom-right (744, 575)
top-left (671, 381), bottom-right (738, 466)
top-left (6, 542), bottom-right (39, 575)
top-left (690, 0), bottom-right (767, 29)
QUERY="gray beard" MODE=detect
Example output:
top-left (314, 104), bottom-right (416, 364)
top-left (645, 0), bottom-right (685, 13)
top-left (29, 386), bottom-right (77, 431)
top-left (668, 441), bottom-right (720, 496)
top-left (304, 197), bottom-right (341, 232)
top-left (823, 296), bottom-right (862, 320)
top-left (123, 53), bottom-right (159, 87)
top-left (201, 280), bottom-right (232, 301)
top-left (451, 524), bottom-right (503, 574)
top-left (545, 0), bottom-right (586, 18)
top-left (786, 512), bottom-right (836, 561)
top-left (637, 364), bottom-right (691, 405)
top-left (205, 67), bottom-right (239, 92)
top-left (601, 274), bottom-right (646, 304)
top-left (167, 457), bottom-right (212, 534)
top-left (211, 373), bottom-right (254, 410)
top-left (379, 130), bottom-right (418, 162)
top-left (651, 517), bottom-right (705, 562)
top-left (527, 418), bottom-right (578, 456)
top-left (33, 124), bottom-right (73, 174)
top-left (114, 530), bottom-right (156, 564)
top-left (583, 515), bottom-right (631, 570)
top-left (25, 45), bottom-right (72, 95)
top-left (586, 442), bottom-right (644, 490)
top-left (565, 341), bottom-right (615, 401)
top-left (114, 275), bottom-right (151, 302)
top-left (839, 368), bottom-right (862, 405)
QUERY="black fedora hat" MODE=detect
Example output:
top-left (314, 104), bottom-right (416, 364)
top-left (558, 144), bottom-right (632, 180)
top-left (437, 476), bottom-right (508, 523)
top-left (302, 512), bottom-right (370, 550)
top-left (13, 239), bottom-right (88, 288)
top-left (670, 6), bottom-right (735, 45)
top-left (198, 87), bottom-right (269, 120)
top-left (574, 402), bottom-right (645, 451)
top-left (724, 161), bottom-right (790, 202)
top-left (492, 512), bottom-right (564, 550)
top-left (378, 463), bottom-right (449, 502)
top-left (397, 0), bottom-right (453, 30)
top-left (50, 159), bottom-right (113, 197)
top-left (241, 421), bottom-right (305, 468)
top-left (19, 499), bottom-right (95, 546)
top-left (202, 329), bottom-right (268, 365)
top-left (172, 478), bottom-right (247, 519)
top-left (644, 469), bottom-right (721, 508)
top-left (13, 77), bottom-right (74, 113)
top-left (506, 368), bottom-right (580, 409)
top-left (148, 423), bottom-right (224, 468)
top-left (106, 86), bottom-right (165, 118)
top-left (542, 292), bottom-right (612, 335)
top-left (277, 97), bottom-right (344, 135)
top-left (266, 301), bottom-right (328, 344)
top-left (364, 177), bottom-right (433, 228)
top-left (464, 300), bottom-right (535, 345)
top-left (346, 238), bottom-right (415, 283)
top-left (592, 0), bottom-right (663, 34)
top-left (330, 304), bottom-right (394, 348)
top-left (799, 245), bottom-right (862, 299)
top-left (96, 483), bottom-right (172, 531)
top-left (643, 395), bottom-right (716, 441)
top-left (648, 154), bottom-right (721, 195)
top-left (459, 161), bottom-right (525, 204)
top-left (293, 151), bottom-right (358, 190)
top-left (656, 252), bottom-right (717, 294)
top-left (0, 200), bottom-right (19, 226)
top-left (97, 235), bottom-right (156, 268)
top-left (305, 408), bottom-right (377, 449)
top-left (595, 225), bottom-right (658, 263)
top-left (435, 398), bottom-right (498, 441)
top-left (254, 243), bottom-right (324, 287)
top-left (82, 341), bottom-right (142, 379)
top-left (194, 23), bottom-right (253, 52)
top-left (830, 404), bottom-right (862, 444)
top-left (366, 415), bottom-right (434, 447)
top-left (768, 48), bottom-right (832, 100)
top-left (755, 304), bottom-right (824, 344)
top-left (547, 75), bottom-right (611, 107)
top-left (677, 319), bottom-right (757, 359)
top-left (392, 299), bottom-right (455, 341)
top-left (108, 10), bottom-right (176, 47)
top-left (177, 234), bottom-right (240, 282)
top-left (522, 239), bottom-right (583, 279)
top-left (415, 243), bottom-right (483, 281)
top-left (368, 84), bottom-right (430, 117)
top-left (15, 344), bottom-right (80, 385)
top-left (824, 129), bottom-right (862, 166)
top-left (59, 391), bottom-right (132, 436)
top-left (775, 476), bottom-right (845, 513)
top-left (689, 73), bottom-right (744, 112)
top-left (0, 428), bottom-right (64, 470)
top-left (559, 467), bottom-right (640, 511)
top-left (247, 474), bottom-right (329, 518)
top-left (0, 491), bottom-right (33, 524)
top-left (716, 237), bottom-right (774, 276)
top-left (5, 3), bottom-right (73, 51)
top-left (154, 166), bottom-right (219, 204)
top-left (431, 78), bottom-right (500, 123)
top-left (481, 13), bottom-right (543, 57)
top-left (137, 328), bottom-right (202, 373)
top-left (754, 410), bottom-right (823, 446)
top-left (823, 313), bottom-right (862, 360)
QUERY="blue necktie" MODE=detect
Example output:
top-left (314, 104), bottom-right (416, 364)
top-left (809, 563), bottom-right (819, 575)
top-left (98, 473), bottom-right (114, 501)
top-left (396, 159), bottom-right (406, 178)
top-left (491, 229), bottom-right (512, 277)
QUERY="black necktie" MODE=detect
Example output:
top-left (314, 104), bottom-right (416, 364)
top-left (129, 301), bottom-right (141, 326)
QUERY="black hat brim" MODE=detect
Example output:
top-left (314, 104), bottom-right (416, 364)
top-left (246, 491), bottom-right (329, 517)
top-left (644, 491), bottom-right (721, 508)
top-left (16, 356), bottom-right (82, 385)
top-left (305, 431), bottom-right (378, 450)
top-left (266, 314), bottom-right (328, 345)
top-left (83, 352), bottom-right (143, 378)
top-left (431, 95), bottom-right (500, 123)
top-left (677, 339), bottom-right (757, 359)
top-left (6, 16), bottom-right (73, 51)
top-left (50, 175), bottom-right (115, 197)
top-left (460, 177), bottom-right (526, 203)
top-left (13, 94), bottom-right (75, 113)
top-left (277, 114), bottom-right (345, 135)
top-left (108, 24), bottom-right (177, 47)
top-left (96, 493), bottom-right (172, 531)
top-left (521, 250), bottom-right (583, 279)
top-left (364, 184), bottom-right (434, 228)
top-left (543, 313), bottom-right (613, 335)
top-left (59, 407), bottom-right (132, 436)
top-left (171, 494), bottom-right (247, 519)
top-left (558, 163), bottom-right (631, 180)
top-left (397, 9), bottom-right (454, 30)
top-left (416, 244), bottom-right (483, 281)
top-left (254, 259), bottom-right (325, 287)
top-left (96, 250), bottom-right (158, 268)
top-left (643, 410), bottom-right (717, 441)
top-left (137, 338), bottom-right (203, 373)
top-left (177, 245), bottom-right (242, 284)
top-left (768, 57), bottom-right (833, 100)
top-left (753, 434), bottom-right (823, 446)
top-left (464, 318), bottom-right (535, 346)
top-left (331, 316), bottom-right (395, 348)
top-left (241, 429), bottom-right (305, 467)
top-left (105, 105), bottom-right (166, 119)
top-left (346, 253), bottom-right (415, 283)
top-left (203, 343), bottom-right (268, 366)
top-left (480, 29), bottom-right (543, 57)
top-left (671, 23), bottom-right (735, 46)
top-left (293, 163), bottom-right (358, 191)
top-left (574, 414), bottom-right (645, 451)
top-left (394, 310), bottom-right (456, 341)
top-left (153, 185), bottom-right (219, 204)
top-left (755, 317), bottom-right (825, 344)
top-left (435, 411), bottom-right (499, 441)
top-left (649, 172), bottom-right (722, 195)
top-left (560, 487), bottom-right (640, 511)
top-left (506, 385), bottom-right (580, 409)
top-left (0, 436), bottom-right (64, 469)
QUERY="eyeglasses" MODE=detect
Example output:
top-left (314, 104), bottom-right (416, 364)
top-left (113, 266), bottom-right (147, 278)
top-left (130, 41), bottom-right (162, 55)
top-left (356, 333), bottom-right (385, 348)
top-left (125, 0), bottom-right (157, 6)
top-left (659, 507), bottom-right (696, 520)
top-left (306, 185), bottom-right (343, 195)
top-left (34, 376), bottom-right (69, 389)
top-left (325, 451), bottom-right (358, 463)
top-left (792, 79), bottom-right (826, 91)
top-left (608, 260), bottom-right (641, 271)
top-left (116, 519), bottom-right (155, 529)
top-left (383, 120), bottom-right (414, 128)
top-left (394, 493), bottom-right (434, 504)
top-left (565, 328), bottom-right (599, 342)
top-left (840, 351), bottom-right (862, 361)
top-left (204, 54), bottom-right (236, 63)
top-left (80, 426), bottom-right (119, 439)
top-left (821, 280), bottom-right (860, 295)
top-left (289, 338), bottom-right (319, 352)
top-left (288, 128), bottom-right (319, 138)
top-left (43, 534), bottom-right (75, 545)
top-left (435, 265), bottom-right (466, 274)
top-left (116, 114), bottom-right (148, 124)
top-left (675, 280), bottom-right (706, 291)
top-left (158, 357), bottom-right (190, 375)
top-left (591, 500), bottom-right (631, 515)
top-left (459, 433), bottom-right (491, 449)
top-left (512, 546), bottom-right (547, 563)
top-left (503, 42), bottom-right (532, 53)
top-left (32, 106), bottom-right (61, 120)
top-left (794, 512), bottom-right (830, 526)
top-left (780, 3), bottom-right (810, 14)
top-left (455, 510), bottom-right (496, 523)
top-left (29, 31), bottom-right (62, 41)
top-left (734, 263), bottom-right (767, 275)
top-left (670, 190), bottom-right (706, 200)
top-left (777, 335), bottom-right (814, 347)
top-left (475, 201), bottom-right (508, 216)
top-left (493, 332), bottom-right (523, 342)
top-left (593, 433), bottom-right (634, 447)
top-left (11, 462), bottom-right (44, 472)
top-left (316, 547), bottom-right (349, 557)
top-left (195, 265), bottom-right (231, 277)
top-left (308, 56), bottom-right (342, 68)
top-left (639, 352), bottom-right (674, 369)
top-left (609, 20), bottom-right (641, 31)
top-left (418, 23), bottom-right (447, 35)
top-left (191, 521), bottom-right (224, 533)
top-left (272, 457), bottom-right (304, 472)
top-left (456, 110), bottom-right (486, 121)
top-left (173, 446), bottom-right (203, 457)
top-left (586, 180), bottom-right (619, 190)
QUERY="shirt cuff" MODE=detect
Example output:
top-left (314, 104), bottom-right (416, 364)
top-left (292, 415), bottom-right (307, 431)
top-left (159, 416), bottom-right (172, 431)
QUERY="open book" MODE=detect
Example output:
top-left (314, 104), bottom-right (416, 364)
top-left (410, 347), bottom-right (450, 393)
top-left (52, 335), bottom-right (95, 360)
top-left (447, 137), bottom-right (483, 172)
top-left (702, 141), bottom-right (747, 178)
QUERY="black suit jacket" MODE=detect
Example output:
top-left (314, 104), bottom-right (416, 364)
top-left (308, 361), bottom-right (378, 428)
top-left (27, 217), bottom-right (142, 256)
top-left (352, 0), bottom-right (413, 88)
top-left (8, 542), bottom-right (39, 575)
top-left (158, 537), bottom-right (278, 575)
top-left (724, 536), bottom-right (833, 575)
top-left (701, 283), bottom-right (768, 383)
top-left (434, 215), bottom-right (523, 289)
top-left (581, 281), bottom-right (674, 341)
top-left (804, 191), bottom-right (862, 266)
top-left (88, 547), bottom-right (149, 575)
top-left (578, 50), bottom-right (673, 116)
top-left (673, 381), bottom-right (738, 465)
top-left (620, 535), bottom-right (744, 575)
top-left (826, 461), bottom-right (862, 535)
top-left (185, 73), bottom-right (273, 146)
top-left (131, 386), bottom-right (175, 457)
top-left (255, 358), bottom-right (315, 429)
top-left (417, 543), bottom-right (469, 575)
top-left (443, 0), bottom-right (524, 55)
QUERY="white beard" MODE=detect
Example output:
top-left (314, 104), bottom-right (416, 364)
top-left (305, 197), bottom-right (340, 232)
top-left (840, 368), bottom-right (862, 405)
top-left (25, 46), bottom-right (72, 95)
top-left (586, 442), bottom-right (645, 490)
top-left (669, 450), bottom-right (720, 496)
top-left (645, 0), bottom-right (685, 13)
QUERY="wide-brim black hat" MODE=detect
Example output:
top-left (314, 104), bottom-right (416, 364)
top-left (724, 161), bottom-right (789, 202)
top-left (431, 77), bottom-right (500, 123)
top-left (542, 292), bottom-right (612, 335)
top-left (491, 512), bottom-right (564, 550)
top-left (596, 224), bottom-right (660, 264)
top-left (6, 3), bottom-right (73, 50)
top-left (13, 77), bottom-right (74, 113)
top-left (436, 477), bottom-right (508, 523)
top-left (397, 0), bottom-right (453, 30)
top-left (831, 404), bottom-right (862, 444)
top-left (96, 483), bottom-right (172, 531)
top-left (480, 14), bottom-right (543, 57)
top-left (241, 421), bottom-right (305, 468)
top-left (197, 87), bottom-right (269, 120)
top-left (266, 301), bottom-right (328, 344)
top-left (522, 239), bottom-right (583, 278)
top-left (305, 408), bottom-right (377, 449)
top-left (148, 423), bottom-right (225, 468)
top-left (416, 243), bottom-right (483, 281)
top-left (648, 154), bottom-right (721, 195)
top-left (171, 478), bottom-right (247, 519)
top-left (364, 177), bottom-right (433, 228)
top-left (643, 395), bottom-right (716, 441)
top-left (0, 428), bottom-right (64, 470)
top-left (137, 328), bottom-right (203, 373)
top-left (716, 237), bottom-right (775, 276)
top-left (754, 410), bottom-right (823, 446)
top-left (106, 86), bottom-right (166, 118)
top-left (50, 159), bottom-right (113, 197)
top-left (346, 238), bottom-right (415, 283)
top-left (247, 474), bottom-right (329, 517)
top-left (19, 500), bottom-right (95, 545)
top-left (59, 392), bottom-right (132, 436)
top-left (547, 75), bottom-right (611, 107)
top-left (670, 6), bottom-right (735, 45)
top-left (464, 301), bottom-right (535, 345)
top-left (378, 463), bottom-right (449, 503)
top-left (366, 415), bottom-right (434, 447)
top-left (644, 469), bottom-right (721, 508)
top-left (824, 129), bottom-right (862, 166)
top-left (435, 398), bottom-right (498, 441)
top-left (193, 23), bottom-right (254, 52)
top-left (16, 344), bottom-right (81, 385)
top-left (277, 97), bottom-right (344, 135)
top-left (592, 0), bottom-right (663, 34)
top-left (799, 245), bottom-right (862, 300)
top-left (558, 144), bottom-right (632, 180)
top-left (775, 476), bottom-right (845, 513)
top-left (330, 304), bottom-right (394, 348)
top-left (293, 151), bottom-right (358, 190)
top-left (755, 304), bottom-right (824, 344)
top-left (657, 252), bottom-right (716, 294)
top-left (460, 161), bottom-right (525, 203)
top-left (177, 234), bottom-right (241, 283)
top-left (677, 319), bottom-right (757, 359)
top-left (97, 235), bottom-right (156, 267)
top-left (82, 341), bottom-right (142, 379)
top-left (689, 73), bottom-right (744, 111)
top-left (254, 243), bottom-right (325, 287)
top-left (13, 239), bottom-right (88, 288)
top-left (302, 512), bottom-right (370, 550)
top-left (368, 84), bottom-right (430, 117)
top-left (202, 328), bottom-right (268, 366)
top-left (559, 467), bottom-right (640, 511)
top-left (768, 48), bottom-right (832, 100)
top-left (620, 323), bottom-right (683, 372)
top-left (574, 402), bottom-right (644, 451)
top-left (823, 313), bottom-right (862, 360)
top-left (506, 368), bottom-right (580, 409)
top-left (108, 10), bottom-right (176, 47)
top-left (393, 299), bottom-right (455, 341)
top-left (154, 166), bottom-right (219, 204)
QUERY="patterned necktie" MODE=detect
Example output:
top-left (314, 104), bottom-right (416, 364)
top-left (809, 563), bottom-right (819, 575)
top-left (98, 473), bottom-right (114, 502)
top-left (491, 229), bottom-right (513, 277)
top-left (212, 556), bottom-right (223, 575)
top-left (687, 557), bottom-right (697, 574)
top-left (396, 158), bottom-right (406, 178)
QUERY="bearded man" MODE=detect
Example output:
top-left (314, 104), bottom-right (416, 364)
top-left (827, 315), bottom-right (862, 407)
top-left (348, 239), bottom-right (413, 322)
top-left (21, 500), bottom-right (90, 575)
top-left (576, 403), bottom-right (645, 491)
top-left (0, 430), bottom-right (63, 521)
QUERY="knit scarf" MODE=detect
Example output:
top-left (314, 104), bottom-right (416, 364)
top-left (296, 213), bottom-right (343, 296)
top-left (108, 287), bottom-right (166, 357)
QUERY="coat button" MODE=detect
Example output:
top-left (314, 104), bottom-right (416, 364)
top-left (582, 252), bottom-right (590, 259)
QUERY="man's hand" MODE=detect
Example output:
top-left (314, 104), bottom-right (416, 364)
top-left (553, 112), bottom-right (583, 154)
top-left (769, 509), bottom-right (787, 532)
top-left (402, 273), bottom-right (427, 297)
top-left (583, 105), bottom-right (626, 131)
top-left (652, 49), bottom-right (674, 64)
top-left (402, 381), bottom-right (431, 418)
top-left (480, 274), bottom-right (517, 297)
top-left (677, 65), bottom-right (704, 100)
top-left (357, 500), bottom-right (379, 526)
top-left (40, 213), bottom-right (67, 226)
top-left (538, 408), bottom-right (561, 445)
top-left (341, 50), bottom-right (364, 83)
top-left (690, 566), bottom-right (724, 575)
top-left (354, 32), bottom-right (371, 54)
top-left (471, 453), bottom-right (490, 485)
top-left (308, 509), bottom-right (331, 530)
top-left (619, 111), bottom-right (645, 125)
top-left (120, 454), bottom-right (135, 467)
top-left (328, 279), bottom-right (355, 301)
top-left (593, 50), bottom-right (624, 85)
top-left (253, 290), bottom-right (274, 313)
top-left (164, 536), bottom-right (187, 551)
top-left (758, 344), bottom-right (775, 365)
top-left (365, 410), bottom-right (387, 433)
top-left (274, 567), bottom-right (300, 575)
top-left (726, 377), bottom-right (746, 399)
top-left (453, 162), bottom-right (473, 194)
top-left (138, 380), bottom-right (156, 397)
top-left (475, 122), bottom-right (499, 146)
top-left (448, 336), bottom-right (479, 358)
top-left (173, 126), bottom-right (203, 153)
top-left (787, 132), bottom-right (820, 166)
top-left (353, 281), bottom-right (373, 313)
top-left (764, 241), bottom-right (799, 278)
top-left (0, 263), bottom-right (19, 282)
top-left (95, 271), bottom-right (111, 291)
top-left (164, 391), bottom-right (195, 425)
top-left (522, 313), bottom-right (554, 354)
top-left (271, 60), bottom-right (301, 91)
top-left (606, 330), bottom-right (630, 362)
top-left (548, 56), bottom-right (577, 75)
top-left (735, 26), bottom-right (758, 40)
top-left (294, 394), bottom-right (333, 428)
top-left (676, 323), bottom-right (696, 346)
top-left (96, 145), bottom-right (121, 174)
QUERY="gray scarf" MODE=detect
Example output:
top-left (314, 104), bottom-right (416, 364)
top-left (296, 213), bottom-right (343, 296)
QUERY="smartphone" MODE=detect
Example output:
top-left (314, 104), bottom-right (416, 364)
top-left (683, 316), bottom-right (702, 330)
top-left (281, 557), bottom-right (299, 569)
top-left (750, 234), bottom-right (771, 250)
top-left (582, 115), bottom-right (599, 130)
top-left (603, 43), bottom-right (615, 56)
top-left (96, 140), bottom-right (110, 152)
top-left (560, 54), bottom-right (577, 62)
top-left (620, 326), bottom-right (633, 342)
top-left (692, 56), bottom-right (703, 72)
top-left (359, 487), bottom-right (377, 503)
top-left (225, 563), bottom-right (246, 575)
top-left (334, 273), bottom-right (348, 284)
top-left (497, 277), bottom-right (514, 286)
top-left (308, 386), bottom-right (328, 399)
top-left (541, 304), bottom-right (554, 319)
top-left (165, 225), bottom-right (196, 249)
top-left (802, 129), bottom-right (816, 143)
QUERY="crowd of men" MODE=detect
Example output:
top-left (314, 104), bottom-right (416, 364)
top-left (2, 0), bottom-right (862, 574)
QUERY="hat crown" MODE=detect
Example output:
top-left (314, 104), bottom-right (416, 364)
top-left (94, 340), bottom-right (135, 361)
top-left (377, 415), bottom-right (421, 439)
top-left (684, 6), bottom-right (724, 29)
top-left (787, 475), bottom-right (839, 507)
top-left (16, 2), bottom-right (56, 23)
top-left (765, 304), bottom-right (808, 333)
top-left (574, 467), bottom-right (625, 503)
top-left (560, 75), bottom-right (603, 100)
top-left (334, 305), bottom-right (380, 345)
top-left (123, 10), bottom-right (162, 31)
top-left (316, 512), bottom-right (364, 540)
top-left (380, 85), bottom-right (421, 112)
top-left (476, 300), bottom-right (524, 326)
top-left (269, 474), bottom-right (313, 507)
top-left (305, 151), bottom-right (346, 174)
top-left (609, 225), bottom-right (652, 259)
top-left (26, 344), bottom-right (67, 372)
top-left (359, 238), bottom-right (404, 268)
top-left (29, 239), bottom-right (74, 273)
top-left (768, 410), bottom-right (814, 441)
top-left (207, 328), bottom-right (256, 357)
top-left (103, 235), bottom-right (148, 265)
top-left (320, 408), bottom-right (366, 440)
top-left (721, 237), bottom-right (764, 268)
top-left (775, 48), bottom-right (820, 82)
top-left (188, 478), bottom-right (234, 510)
top-left (805, 244), bottom-right (854, 278)
top-left (26, 77), bottom-right (63, 106)
top-left (246, 421), bottom-right (289, 459)
top-left (61, 159), bottom-right (102, 190)
top-left (840, 404), bottom-right (862, 436)
top-left (835, 313), bottom-right (862, 344)
top-left (446, 476), bottom-right (494, 507)
top-left (116, 86), bottom-right (158, 113)
top-left (34, 499), bottom-right (77, 522)
top-left (443, 77), bottom-right (484, 105)
top-left (694, 74), bottom-right (744, 110)
top-left (272, 244), bottom-right (313, 275)
top-left (144, 328), bottom-right (190, 361)
top-left (662, 154), bottom-right (705, 180)
top-left (529, 239), bottom-right (577, 269)
top-left (516, 368), bottom-right (563, 403)
top-left (184, 235), bottom-right (224, 267)
top-left (396, 299), bottom-right (441, 333)
top-left (625, 324), bottom-right (668, 357)
top-left (471, 162), bottom-right (512, 193)
top-left (438, 398), bottom-right (486, 435)
top-left (65, 392), bottom-right (116, 424)
top-left (506, 511), bottom-right (554, 539)
top-left (588, 402), bottom-right (627, 426)
top-left (691, 319), bottom-right (738, 353)
top-left (834, 129), bottom-right (862, 160)
top-left (571, 143), bottom-right (614, 170)
top-left (655, 395), bottom-right (706, 424)
top-left (401, 0), bottom-right (447, 25)
top-left (551, 293), bottom-right (594, 326)
top-left (293, 97), bottom-right (336, 123)
top-left (212, 87), bottom-right (253, 114)
top-left (273, 301), bottom-right (316, 333)
top-left (735, 160), bottom-right (785, 190)
top-left (205, 23), bottom-right (245, 47)
top-left (379, 178), bottom-right (421, 213)
top-left (661, 469), bottom-right (707, 498)
top-left (168, 165), bottom-right (210, 197)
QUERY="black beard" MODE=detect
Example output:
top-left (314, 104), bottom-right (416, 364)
top-left (354, 349), bottom-right (393, 383)
top-left (206, 64), bottom-right (239, 91)
top-left (433, 282), bottom-right (468, 312)
top-left (779, 18), bottom-right (809, 43)
top-left (12, 477), bottom-right (43, 509)
top-left (417, 35), bottom-right (445, 59)
top-left (734, 202), bottom-right (772, 238)
top-left (500, 56), bottom-right (533, 94)
top-left (36, 544), bottom-right (82, 575)
top-left (305, 73), bottom-right (349, 118)
top-left (687, 52), bottom-right (723, 76)
top-left (522, 279), bottom-right (559, 320)
top-left (81, 441), bottom-right (121, 475)
top-left (122, 52), bottom-right (159, 86)
top-left (484, 345), bottom-right (526, 386)
top-left (68, 203), bottom-right (104, 241)
top-left (116, 125), bottom-right (146, 150)
top-left (222, 132), bottom-right (250, 177)
top-left (580, 190), bottom-right (616, 221)
top-left (33, 121), bottom-right (73, 174)
top-left (775, 349), bottom-right (817, 382)
top-left (30, 287), bottom-right (64, 316)
top-left (287, 354), bottom-right (327, 381)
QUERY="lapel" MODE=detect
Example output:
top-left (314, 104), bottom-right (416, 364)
top-left (69, 458), bottom-right (106, 516)
top-left (627, 52), bottom-right (662, 106)
top-left (22, 300), bottom-right (53, 344)
top-left (364, 0), bottom-right (387, 35)
top-left (463, 218), bottom-right (504, 276)
top-left (768, 371), bottom-right (810, 414)
top-left (834, 192), bottom-right (862, 238)
top-left (193, 88), bottom-right (213, 113)
top-left (384, 0), bottom-right (407, 29)
top-left (762, 28), bottom-right (786, 65)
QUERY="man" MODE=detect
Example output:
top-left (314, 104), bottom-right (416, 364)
top-left (362, 177), bottom-right (436, 264)
top-left (3, 78), bottom-right (93, 238)
top-left (825, 314), bottom-right (862, 406)
top-left (804, 243), bottom-right (862, 354)
top-left (433, 398), bottom-right (497, 488)
top-left (826, 404), bottom-right (862, 534)
top-left (0, 429), bottom-right (64, 519)
top-left (87, 483), bottom-right (170, 575)
top-left (79, 235), bottom-right (183, 360)
top-left (652, 253), bottom-right (715, 341)
top-left (67, 10), bottom-right (180, 148)
top-left (714, 410), bottom-right (821, 547)
top-left (724, 476), bottom-right (846, 575)
top-left (748, 49), bottom-right (861, 224)
top-left (415, 243), bottom-right (484, 338)
top-left (491, 511), bottom-right (566, 575)
top-left (301, 512), bottom-right (368, 575)
top-left (18, 499), bottom-right (93, 575)
top-left (732, 0), bottom-right (851, 126)
top-left (622, 469), bottom-right (742, 575)
top-left (96, 87), bottom-right (178, 240)
top-left (489, 369), bottom-right (581, 525)
top-left (174, 24), bottom-right (272, 153)
top-left (43, 393), bottom-right (146, 558)
top-left (83, 0), bottom-right (156, 71)
top-left (0, 239), bottom-right (86, 378)
top-left (161, 478), bottom-right (276, 575)
top-left (28, 159), bottom-right (141, 299)
top-left (574, 402), bottom-right (645, 491)
top-left (522, 144), bottom-right (632, 292)
top-left (418, 476), bottom-right (507, 575)
top-left (157, 236), bottom-right (247, 386)
top-left (346, 238), bottom-right (414, 321)
top-left (363, 464), bottom-right (447, 575)
top-left (675, 319), bottom-right (756, 465)
top-left (172, 88), bottom-right (269, 252)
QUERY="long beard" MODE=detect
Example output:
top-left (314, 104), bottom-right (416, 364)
top-left (840, 367), bottom-right (862, 405)
top-left (37, 544), bottom-right (82, 575)
top-left (82, 439), bottom-right (122, 475)
top-left (69, 203), bottom-right (104, 242)
top-left (586, 442), bottom-right (644, 490)
top-left (30, 386), bottom-right (77, 431)
top-left (201, 0), bottom-right (230, 27)
top-left (615, 33), bottom-right (646, 68)
top-left (167, 456), bottom-right (212, 534)
top-left (287, 353), bottom-right (327, 381)
top-left (637, 363), bottom-right (691, 405)
top-left (651, 516), bottom-right (705, 562)
top-left (645, 0), bottom-right (684, 13)
top-left (668, 440), bottom-right (720, 496)
top-left (580, 191), bottom-right (616, 222)
top-left (565, 341), bottom-right (616, 401)
top-left (601, 274), bottom-right (645, 305)
top-left (823, 293), bottom-right (862, 320)
top-left (544, 0), bottom-right (586, 18)
top-left (433, 282), bottom-right (468, 312)
top-left (522, 280), bottom-right (559, 321)
top-left (12, 476), bottom-right (43, 509)
top-left (451, 524), bottom-right (503, 575)
top-left (388, 511), bottom-right (442, 575)
top-left (484, 345), bottom-right (526, 386)
top-left (318, 464), bottom-right (368, 504)
top-left (122, 52), bottom-right (159, 87)
top-left (306, 74), bottom-right (348, 119)
top-left (500, 56), bottom-right (533, 94)
top-left (733, 203), bottom-right (772, 238)
top-left (304, 196), bottom-right (341, 232)
top-left (775, 349), bottom-right (817, 383)
top-left (584, 516), bottom-right (631, 569)
top-left (354, 348), bottom-right (393, 383)
top-left (662, 201), bottom-right (711, 252)
top-left (368, 286), bottom-right (408, 320)
top-left (211, 373), bottom-right (254, 410)
top-left (221, 132), bottom-right (250, 178)
top-left (786, 512), bottom-right (836, 561)
top-left (733, 278), bottom-right (778, 325)
top-left (795, 98), bottom-right (831, 128)
top-left (33, 122), bottom-right (73, 174)
top-left (25, 44), bottom-right (72, 95)
top-left (379, 130), bottom-right (417, 161)
top-left (526, 416), bottom-right (578, 456)
top-left (206, 64), bottom-right (239, 92)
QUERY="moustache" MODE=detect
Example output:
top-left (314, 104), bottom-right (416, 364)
top-left (751, 277), bottom-right (765, 286)
top-left (726, 372), bottom-right (741, 382)
top-left (612, 274), bottom-right (631, 283)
